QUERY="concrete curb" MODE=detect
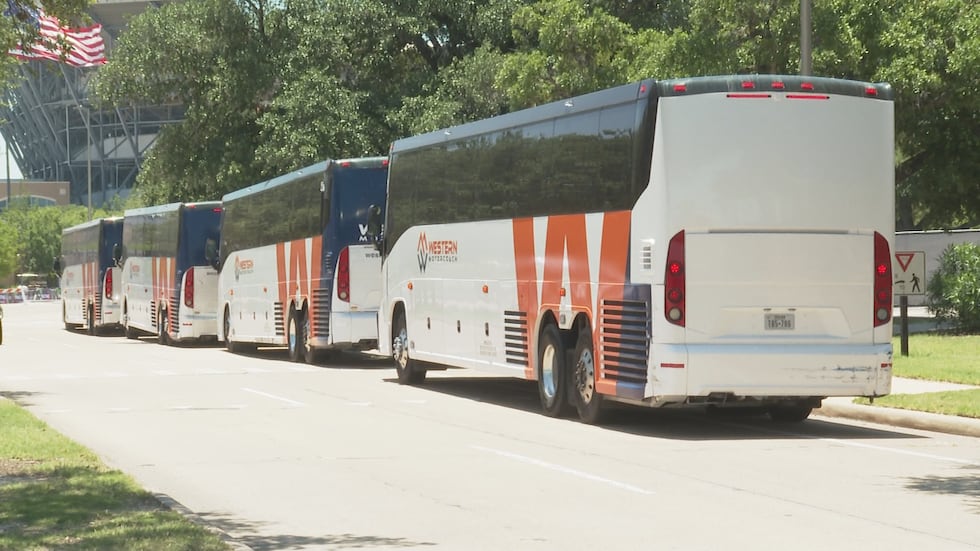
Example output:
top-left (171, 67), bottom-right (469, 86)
top-left (815, 401), bottom-right (980, 438)
top-left (153, 492), bottom-right (255, 551)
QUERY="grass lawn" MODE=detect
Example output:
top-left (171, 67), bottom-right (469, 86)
top-left (853, 334), bottom-right (980, 418)
top-left (892, 334), bottom-right (980, 385)
top-left (0, 398), bottom-right (231, 551)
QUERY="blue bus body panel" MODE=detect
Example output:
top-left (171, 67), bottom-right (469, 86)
top-left (177, 203), bottom-right (222, 275)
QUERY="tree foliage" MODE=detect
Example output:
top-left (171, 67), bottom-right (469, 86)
top-left (926, 243), bottom-right (980, 332)
top-left (0, 200), bottom-right (116, 284)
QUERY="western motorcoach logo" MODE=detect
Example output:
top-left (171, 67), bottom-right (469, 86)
top-left (417, 232), bottom-right (458, 272)
top-left (234, 256), bottom-right (254, 281)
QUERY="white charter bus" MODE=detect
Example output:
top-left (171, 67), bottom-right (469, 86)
top-left (217, 157), bottom-right (388, 363)
top-left (119, 202), bottom-right (223, 344)
top-left (56, 217), bottom-right (124, 334)
top-left (376, 75), bottom-right (895, 423)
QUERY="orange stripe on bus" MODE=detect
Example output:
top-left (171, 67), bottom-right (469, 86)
top-left (512, 217), bottom-right (538, 380)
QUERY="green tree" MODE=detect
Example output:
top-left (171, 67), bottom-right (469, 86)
top-left (497, 0), bottom-right (635, 109)
top-left (0, 217), bottom-right (17, 282)
top-left (0, 201), bottom-right (114, 285)
top-left (927, 243), bottom-right (980, 332)
top-left (874, 0), bottom-right (980, 230)
top-left (91, 0), bottom-right (272, 205)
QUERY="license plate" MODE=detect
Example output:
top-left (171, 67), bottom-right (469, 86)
top-left (765, 313), bottom-right (794, 330)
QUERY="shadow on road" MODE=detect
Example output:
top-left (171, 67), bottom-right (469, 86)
top-left (904, 464), bottom-right (980, 513)
top-left (0, 390), bottom-right (40, 407)
top-left (388, 375), bottom-right (923, 442)
top-left (193, 510), bottom-right (436, 551)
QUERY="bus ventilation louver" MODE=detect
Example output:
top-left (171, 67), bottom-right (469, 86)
top-left (273, 302), bottom-right (285, 336)
top-left (503, 311), bottom-right (530, 367)
top-left (168, 296), bottom-right (180, 337)
top-left (312, 288), bottom-right (331, 338)
top-left (598, 299), bottom-right (650, 389)
top-left (149, 301), bottom-right (157, 328)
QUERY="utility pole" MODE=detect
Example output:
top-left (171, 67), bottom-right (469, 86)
top-left (800, 0), bottom-right (813, 76)
top-left (80, 105), bottom-right (92, 220)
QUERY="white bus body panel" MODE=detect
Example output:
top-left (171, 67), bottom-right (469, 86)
top-left (176, 267), bottom-right (219, 340)
top-left (314, 244), bottom-right (382, 348)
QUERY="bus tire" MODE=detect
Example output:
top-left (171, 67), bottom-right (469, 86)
top-left (572, 326), bottom-right (605, 424)
top-left (158, 310), bottom-right (171, 346)
top-left (393, 312), bottom-right (425, 384)
top-left (768, 405), bottom-right (812, 423)
top-left (537, 323), bottom-right (569, 417)
top-left (287, 307), bottom-right (304, 363)
top-left (302, 309), bottom-right (324, 364)
top-left (86, 304), bottom-right (96, 336)
top-left (223, 308), bottom-right (250, 354)
top-left (63, 303), bottom-right (72, 331)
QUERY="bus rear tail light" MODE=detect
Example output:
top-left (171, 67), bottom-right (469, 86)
top-left (337, 247), bottom-right (350, 302)
top-left (665, 230), bottom-right (686, 326)
top-left (104, 269), bottom-right (113, 299)
top-left (184, 267), bottom-right (195, 308)
top-left (873, 232), bottom-right (892, 326)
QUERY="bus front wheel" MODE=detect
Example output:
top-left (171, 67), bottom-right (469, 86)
top-left (224, 308), bottom-right (252, 354)
top-left (393, 312), bottom-right (425, 384)
top-left (537, 323), bottom-right (569, 417)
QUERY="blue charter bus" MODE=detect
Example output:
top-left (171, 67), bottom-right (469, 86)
top-left (119, 202), bottom-right (223, 344)
top-left (56, 217), bottom-right (124, 334)
top-left (216, 157), bottom-right (388, 363)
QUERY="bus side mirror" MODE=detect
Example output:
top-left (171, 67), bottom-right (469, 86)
top-left (205, 239), bottom-right (219, 270)
top-left (366, 204), bottom-right (383, 252)
top-left (112, 243), bottom-right (122, 266)
top-left (53, 258), bottom-right (62, 275)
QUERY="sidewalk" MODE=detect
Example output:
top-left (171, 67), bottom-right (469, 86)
top-left (815, 377), bottom-right (980, 437)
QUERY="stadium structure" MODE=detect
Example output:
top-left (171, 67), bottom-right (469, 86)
top-left (0, 0), bottom-right (183, 208)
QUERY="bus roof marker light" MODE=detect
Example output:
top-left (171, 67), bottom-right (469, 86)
top-left (741, 81), bottom-right (755, 89)
top-left (772, 81), bottom-right (785, 90)
top-left (865, 86), bottom-right (878, 97)
top-left (639, 83), bottom-right (647, 94)
top-left (801, 82), bottom-right (815, 91)
top-left (673, 83), bottom-right (687, 93)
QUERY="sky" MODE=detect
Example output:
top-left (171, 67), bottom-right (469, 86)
top-left (0, 135), bottom-right (24, 179)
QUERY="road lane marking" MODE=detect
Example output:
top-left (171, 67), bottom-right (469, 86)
top-left (241, 387), bottom-right (305, 407)
top-left (821, 438), bottom-right (977, 466)
top-left (472, 445), bottom-right (655, 495)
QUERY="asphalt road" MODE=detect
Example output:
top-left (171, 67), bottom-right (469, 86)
top-left (1, 301), bottom-right (978, 551)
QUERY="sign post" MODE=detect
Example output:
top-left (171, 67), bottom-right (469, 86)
top-left (892, 251), bottom-right (926, 356)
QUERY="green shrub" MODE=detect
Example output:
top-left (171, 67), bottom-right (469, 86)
top-left (926, 242), bottom-right (980, 331)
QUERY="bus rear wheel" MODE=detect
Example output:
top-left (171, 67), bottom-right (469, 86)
top-left (86, 304), bottom-right (96, 336)
top-left (287, 307), bottom-right (304, 362)
top-left (158, 311), bottom-right (171, 346)
top-left (537, 323), bottom-right (569, 417)
top-left (573, 326), bottom-right (604, 424)
top-left (393, 312), bottom-right (425, 384)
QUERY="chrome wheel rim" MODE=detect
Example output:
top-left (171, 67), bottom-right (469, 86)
top-left (541, 343), bottom-right (557, 402)
top-left (576, 348), bottom-right (595, 402)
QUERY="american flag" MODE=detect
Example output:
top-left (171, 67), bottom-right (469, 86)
top-left (7, 7), bottom-right (106, 67)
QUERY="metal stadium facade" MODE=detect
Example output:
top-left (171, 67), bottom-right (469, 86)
top-left (0, 0), bottom-right (183, 208)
